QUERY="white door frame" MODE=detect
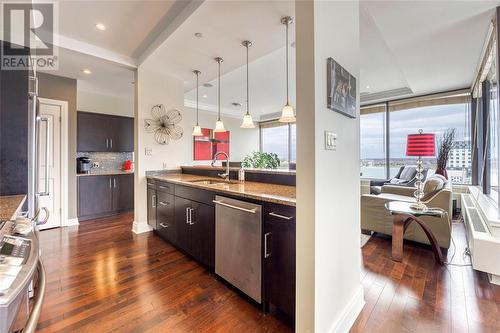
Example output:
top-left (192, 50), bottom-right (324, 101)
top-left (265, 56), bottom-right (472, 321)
top-left (38, 97), bottom-right (69, 227)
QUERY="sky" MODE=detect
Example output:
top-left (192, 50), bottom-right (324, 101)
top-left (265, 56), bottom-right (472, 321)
top-left (360, 103), bottom-right (469, 159)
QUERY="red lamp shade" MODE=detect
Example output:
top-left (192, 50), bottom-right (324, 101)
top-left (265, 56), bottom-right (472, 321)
top-left (406, 133), bottom-right (435, 157)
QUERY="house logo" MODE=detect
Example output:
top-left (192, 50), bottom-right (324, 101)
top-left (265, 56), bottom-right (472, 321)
top-left (1, 2), bottom-right (58, 70)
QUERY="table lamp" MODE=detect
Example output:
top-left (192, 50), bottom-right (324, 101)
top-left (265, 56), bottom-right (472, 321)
top-left (406, 129), bottom-right (435, 211)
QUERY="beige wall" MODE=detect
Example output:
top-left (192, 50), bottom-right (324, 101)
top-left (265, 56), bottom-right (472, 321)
top-left (77, 90), bottom-right (134, 117)
top-left (38, 72), bottom-right (78, 219)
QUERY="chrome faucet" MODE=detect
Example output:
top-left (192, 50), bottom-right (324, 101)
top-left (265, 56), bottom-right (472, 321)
top-left (212, 151), bottom-right (230, 181)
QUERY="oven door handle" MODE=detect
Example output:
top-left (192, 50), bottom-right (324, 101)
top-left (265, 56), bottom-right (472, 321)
top-left (24, 258), bottom-right (46, 333)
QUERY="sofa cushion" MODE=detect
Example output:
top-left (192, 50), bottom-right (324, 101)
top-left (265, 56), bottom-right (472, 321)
top-left (389, 178), bottom-right (407, 184)
top-left (399, 166), bottom-right (417, 181)
top-left (378, 193), bottom-right (416, 202)
top-left (422, 175), bottom-right (446, 200)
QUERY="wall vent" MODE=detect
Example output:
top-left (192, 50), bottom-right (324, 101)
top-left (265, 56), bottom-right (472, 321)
top-left (361, 87), bottom-right (413, 104)
top-left (467, 208), bottom-right (487, 233)
top-left (463, 194), bottom-right (474, 208)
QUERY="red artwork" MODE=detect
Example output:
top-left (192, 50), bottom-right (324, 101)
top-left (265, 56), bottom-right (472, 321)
top-left (193, 128), bottom-right (230, 161)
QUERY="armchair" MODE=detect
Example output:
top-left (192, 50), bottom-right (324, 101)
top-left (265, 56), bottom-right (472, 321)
top-left (361, 175), bottom-right (452, 249)
top-left (370, 166), bottom-right (428, 195)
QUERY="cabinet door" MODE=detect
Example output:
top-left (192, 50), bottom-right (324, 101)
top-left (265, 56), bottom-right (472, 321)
top-left (264, 205), bottom-right (296, 320)
top-left (77, 112), bottom-right (109, 152)
top-left (147, 185), bottom-right (157, 230)
top-left (174, 196), bottom-right (192, 253)
top-left (190, 202), bottom-right (215, 269)
top-left (78, 176), bottom-right (113, 218)
top-left (110, 116), bottom-right (134, 152)
top-left (156, 191), bottom-right (175, 244)
top-left (113, 174), bottom-right (134, 212)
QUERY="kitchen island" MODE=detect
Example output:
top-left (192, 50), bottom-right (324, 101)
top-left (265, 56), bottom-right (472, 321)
top-left (146, 171), bottom-right (296, 326)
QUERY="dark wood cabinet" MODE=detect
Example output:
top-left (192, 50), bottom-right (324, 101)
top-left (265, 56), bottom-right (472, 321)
top-left (174, 196), bottom-right (192, 253)
top-left (156, 189), bottom-right (175, 243)
top-left (77, 111), bottom-right (134, 152)
top-left (190, 201), bottom-right (215, 269)
top-left (147, 181), bottom-right (157, 230)
top-left (78, 174), bottom-right (134, 220)
top-left (263, 203), bottom-right (296, 321)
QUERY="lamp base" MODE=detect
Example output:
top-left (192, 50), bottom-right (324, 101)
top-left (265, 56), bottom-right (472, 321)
top-left (410, 202), bottom-right (428, 212)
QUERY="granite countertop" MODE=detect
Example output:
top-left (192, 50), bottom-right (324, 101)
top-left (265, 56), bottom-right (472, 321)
top-left (0, 195), bottom-right (26, 220)
top-left (77, 170), bottom-right (134, 177)
top-left (147, 173), bottom-right (296, 206)
top-left (181, 165), bottom-right (296, 176)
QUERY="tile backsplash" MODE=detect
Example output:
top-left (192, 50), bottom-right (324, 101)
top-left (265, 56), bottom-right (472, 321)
top-left (77, 152), bottom-right (133, 173)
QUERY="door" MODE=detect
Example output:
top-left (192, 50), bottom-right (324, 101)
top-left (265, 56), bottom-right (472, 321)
top-left (37, 99), bottom-right (62, 230)
top-left (78, 176), bottom-right (113, 218)
top-left (191, 202), bottom-right (215, 269)
top-left (112, 174), bottom-right (134, 211)
top-left (147, 184), bottom-right (157, 230)
top-left (156, 191), bottom-right (175, 243)
top-left (110, 116), bottom-right (134, 152)
top-left (77, 112), bottom-right (109, 151)
top-left (174, 196), bottom-right (192, 253)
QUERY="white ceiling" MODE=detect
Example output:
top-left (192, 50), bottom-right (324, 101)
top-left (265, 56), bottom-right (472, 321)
top-left (360, 1), bottom-right (499, 103)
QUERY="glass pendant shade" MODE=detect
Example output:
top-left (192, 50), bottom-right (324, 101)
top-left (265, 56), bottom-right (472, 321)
top-left (279, 104), bottom-right (296, 123)
top-left (214, 120), bottom-right (226, 132)
top-left (240, 113), bottom-right (255, 128)
top-left (192, 125), bottom-right (203, 136)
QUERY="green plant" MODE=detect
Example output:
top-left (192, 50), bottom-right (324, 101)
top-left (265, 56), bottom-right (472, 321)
top-left (437, 128), bottom-right (456, 169)
top-left (241, 151), bottom-right (281, 169)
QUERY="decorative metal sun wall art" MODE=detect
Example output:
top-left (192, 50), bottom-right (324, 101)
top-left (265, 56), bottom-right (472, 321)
top-left (144, 104), bottom-right (183, 145)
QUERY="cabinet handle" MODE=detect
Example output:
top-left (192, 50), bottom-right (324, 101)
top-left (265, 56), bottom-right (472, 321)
top-left (110, 139), bottom-right (113, 149)
top-left (152, 195), bottom-right (156, 208)
top-left (159, 222), bottom-right (169, 228)
top-left (147, 183), bottom-right (154, 186)
top-left (264, 232), bottom-right (271, 258)
top-left (186, 207), bottom-right (190, 224)
top-left (109, 178), bottom-right (112, 188)
top-left (106, 138), bottom-right (109, 148)
top-left (113, 178), bottom-right (117, 188)
top-left (158, 201), bottom-right (170, 206)
top-left (158, 185), bottom-right (170, 190)
top-left (269, 212), bottom-right (294, 220)
top-left (189, 208), bottom-right (194, 225)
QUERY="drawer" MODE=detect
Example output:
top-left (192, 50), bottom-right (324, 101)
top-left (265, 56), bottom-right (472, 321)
top-left (157, 192), bottom-right (174, 217)
top-left (175, 184), bottom-right (215, 206)
top-left (147, 179), bottom-right (156, 189)
top-left (264, 203), bottom-right (296, 224)
top-left (157, 181), bottom-right (174, 194)
top-left (156, 214), bottom-right (176, 243)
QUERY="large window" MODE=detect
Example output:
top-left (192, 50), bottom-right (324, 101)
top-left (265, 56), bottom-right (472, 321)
top-left (260, 121), bottom-right (296, 167)
top-left (360, 92), bottom-right (472, 184)
top-left (360, 105), bottom-right (387, 179)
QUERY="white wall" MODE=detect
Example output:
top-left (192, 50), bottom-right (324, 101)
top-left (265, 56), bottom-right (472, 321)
top-left (77, 90), bottom-right (134, 117)
top-left (296, 1), bottom-right (363, 332)
top-left (183, 106), bottom-right (259, 164)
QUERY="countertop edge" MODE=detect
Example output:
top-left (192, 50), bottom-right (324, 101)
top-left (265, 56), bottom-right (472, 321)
top-left (147, 175), bottom-right (296, 207)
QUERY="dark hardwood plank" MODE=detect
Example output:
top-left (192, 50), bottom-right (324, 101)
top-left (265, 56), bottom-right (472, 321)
top-left (37, 213), bottom-right (292, 333)
top-left (350, 221), bottom-right (500, 333)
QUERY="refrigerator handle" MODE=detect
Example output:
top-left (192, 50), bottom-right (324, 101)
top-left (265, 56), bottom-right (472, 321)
top-left (37, 116), bottom-right (50, 197)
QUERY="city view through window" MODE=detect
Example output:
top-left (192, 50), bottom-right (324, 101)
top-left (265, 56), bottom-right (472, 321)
top-left (361, 101), bottom-right (471, 184)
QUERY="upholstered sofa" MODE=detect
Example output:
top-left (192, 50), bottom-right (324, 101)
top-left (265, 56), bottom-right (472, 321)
top-left (370, 166), bottom-right (428, 195)
top-left (361, 175), bottom-right (452, 249)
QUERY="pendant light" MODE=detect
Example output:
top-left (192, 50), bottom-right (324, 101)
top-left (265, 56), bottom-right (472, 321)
top-left (214, 57), bottom-right (226, 132)
top-left (192, 70), bottom-right (203, 136)
top-left (240, 40), bottom-right (255, 128)
top-left (279, 16), bottom-right (296, 123)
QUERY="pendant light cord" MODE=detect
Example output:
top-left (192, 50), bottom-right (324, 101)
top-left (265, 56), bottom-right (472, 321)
top-left (218, 59), bottom-right (221, 121)
top-left (285, 19), bottom-right (289, 106)
top-left (246, 43), bottom-right (250, 116)
top-left (196, 71), bottom-right (199, 125)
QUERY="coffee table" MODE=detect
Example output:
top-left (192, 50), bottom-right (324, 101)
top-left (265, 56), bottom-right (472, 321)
top-left (385, 201), bottom-right (446, 265)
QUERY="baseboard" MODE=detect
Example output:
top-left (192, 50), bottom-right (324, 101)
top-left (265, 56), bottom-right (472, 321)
top-left (329, 285), bottom-right (365, 333)
top-left (132, 221), bottom-right (153, 234)
top-left (65, 218), bottom-right (79, 226)
top-left (489, 273), bottom-right (500, 285)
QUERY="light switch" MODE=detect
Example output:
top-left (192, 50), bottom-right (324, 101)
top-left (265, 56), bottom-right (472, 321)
top-left (325, 131), bottom-right (336, 150)
top-left (145, 147), bottom-right (152, 156)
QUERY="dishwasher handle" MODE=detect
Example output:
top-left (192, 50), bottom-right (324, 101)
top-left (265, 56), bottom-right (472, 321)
top-left (24, 258), bottom-right (46, 333)
top-left (213, 200), bottom-right (258, 214)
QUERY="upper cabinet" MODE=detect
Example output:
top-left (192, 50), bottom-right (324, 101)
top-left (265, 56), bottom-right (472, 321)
top-left (77, 111), bottom-right (134, 152)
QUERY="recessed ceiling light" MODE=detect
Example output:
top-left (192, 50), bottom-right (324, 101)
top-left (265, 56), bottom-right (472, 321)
top-left (203, 83), bottom-right (213, 88)
top-left (203, 94), bottom-right (208, 98)
top-left (194, 32), bottom-right (203, 38)
top-left (82, 69), bottom-right (92, 75)
top-left (95, 23), bottom-right (106, 31)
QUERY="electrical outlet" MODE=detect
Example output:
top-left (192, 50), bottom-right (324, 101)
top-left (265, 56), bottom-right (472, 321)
top-left (92, 162), bottom-right (100, 168)
top-left (163, 162), bottom-right (168, 169)
top-left (145, 147), bottom-right (152, 156)
top-left (325, 131), bottom-right (337, 150)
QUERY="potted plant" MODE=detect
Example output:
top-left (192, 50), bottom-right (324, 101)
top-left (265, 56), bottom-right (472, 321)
top-left (436, 128), bottom-right (456, 179)
top-left (241, 151), bottom-right (281, 169)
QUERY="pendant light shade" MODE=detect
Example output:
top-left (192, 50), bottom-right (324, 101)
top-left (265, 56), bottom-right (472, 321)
top-left (240, 40), bottom-right (255, 129)
top-left (279, 16), bottom-right (296, 123)
top-left (214, 57), bottom-right (226, 132)
top-left (192, 70), bottom-right (203, 136)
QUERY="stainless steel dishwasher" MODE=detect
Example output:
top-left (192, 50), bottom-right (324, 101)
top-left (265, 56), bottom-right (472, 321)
top-left (214, 195), bottom-right (262, 303)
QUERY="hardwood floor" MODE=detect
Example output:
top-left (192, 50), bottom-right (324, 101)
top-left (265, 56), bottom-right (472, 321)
top-left (37, 213), bottom-right (292, 333)
top-left (350, 220), bottom-right (500, 333)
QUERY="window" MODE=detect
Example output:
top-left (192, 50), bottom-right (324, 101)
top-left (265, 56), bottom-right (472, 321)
top-left (260, 121), bottom-right (296, 167)
top-left (360, 92), bottom-right (472, 184)
top-left (360, 104), bottom-right (387, 179)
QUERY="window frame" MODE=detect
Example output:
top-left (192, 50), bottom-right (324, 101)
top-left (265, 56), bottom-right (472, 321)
top-left (259, 120), bottom-right (295, 166)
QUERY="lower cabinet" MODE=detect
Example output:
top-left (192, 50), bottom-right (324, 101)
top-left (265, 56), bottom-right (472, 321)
top-left (157, 190), bottom-right (175, 244)
top-left (147, 181), bottom-right (157, 230)
top-left (78, 174), bottom-right (134, 220)
top-left (263, 203), bottom-right (296, 322)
